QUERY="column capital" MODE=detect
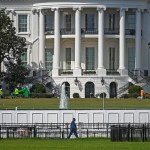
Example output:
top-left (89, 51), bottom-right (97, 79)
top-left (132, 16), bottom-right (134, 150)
top-left (97, 7), bottom-right (106, 12)
top-left (136, 8), bottom-right (144, 13)
top-left (31, 8), bottom-right (39, 14)
top-left (51, 8), bottom-right (59, 12)
top-left (120, 8), bottom-right (128, 12)
top-left (73, 7), bottom-right (82, 11)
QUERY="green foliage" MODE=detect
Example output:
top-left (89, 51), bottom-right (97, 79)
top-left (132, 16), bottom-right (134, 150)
top-left (4, 58), bottom-right (30, 92)
top-left (144, 93), bottom-right (150, 99)
top-left (0, 8), bottom-right (28, 92)
top-left (30, 83), bottom-right (46, 93)
top-left (73, 93), bottom-right (80, 98)
top-left (100, 92), bottom-right (106, 98)
top-left (0, 8), bottom-right (26, 65)
top-left (30, 93), bottom-right (52, 98)
top-left (128, 85), bottom-right (142, 97)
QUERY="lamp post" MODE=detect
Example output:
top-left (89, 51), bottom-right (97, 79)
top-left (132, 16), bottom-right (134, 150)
top-left (101, 77), bottom-right (105, 110)
top-left (148, 43), bottom-right (150, 75)
top-left (74, 77), bottom-right (79, 86)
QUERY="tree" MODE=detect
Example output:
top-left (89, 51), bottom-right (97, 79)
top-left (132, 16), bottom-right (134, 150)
top-left (4, 58), bottom-right (30, 92)
top-left (0, 8), bottom-right (26, 72)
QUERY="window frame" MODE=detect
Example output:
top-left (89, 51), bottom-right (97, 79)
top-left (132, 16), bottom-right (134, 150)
top-left (17, 13), bottom-right (30, 34)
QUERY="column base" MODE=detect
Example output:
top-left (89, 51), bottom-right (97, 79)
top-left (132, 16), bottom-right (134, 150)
top-left (52, 69), bottom-right (60, 76)
top-left (118, 69), bottom-right (128, 76)
top-left (73, 69), bottom-right (82, 76)
top-left (97, 68), bottom-right (106, 76)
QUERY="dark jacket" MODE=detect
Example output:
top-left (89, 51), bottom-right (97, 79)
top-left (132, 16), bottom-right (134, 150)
top-left (70, 121), bottom-right (77, 130)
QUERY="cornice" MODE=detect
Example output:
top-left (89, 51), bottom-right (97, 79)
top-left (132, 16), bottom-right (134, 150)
top-left (0, 0), bottom-right (32, 2)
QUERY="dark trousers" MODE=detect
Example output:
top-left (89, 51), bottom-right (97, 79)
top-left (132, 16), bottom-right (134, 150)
top-left (67, 129), bottom-right (78, 139)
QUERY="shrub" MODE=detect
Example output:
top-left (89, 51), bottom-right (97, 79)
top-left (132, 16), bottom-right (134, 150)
top-left (128, 85), bottom-right (142, 96)
top-left (30, 93), bottom-right (52, 98)
top-left (144, 93), bottom-right (150, 99)
top-left (30, 83), bottom-right (46, 93)
top-left (100, 92), bottom-right (106, 98)
top-left (73, 93), bottom-right (79, 98)
top-left (120, 94), bottom-right (129, 98)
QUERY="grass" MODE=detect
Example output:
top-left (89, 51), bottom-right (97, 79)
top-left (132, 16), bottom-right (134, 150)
top-left (0, 138), bottom-right (150, 150)
top-left (0, 98), bottom-right (150, 109)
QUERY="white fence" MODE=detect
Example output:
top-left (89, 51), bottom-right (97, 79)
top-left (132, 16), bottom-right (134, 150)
top-left (0, 109), bottom-right (150, 124)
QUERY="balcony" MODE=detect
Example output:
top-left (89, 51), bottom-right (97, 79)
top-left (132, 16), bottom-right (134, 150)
top-left (81, 28), bottom-right (98, 34)
top-left (60, 28), bottom-right (75, 35)
top-left (45, 28), bottom-right (137, 36)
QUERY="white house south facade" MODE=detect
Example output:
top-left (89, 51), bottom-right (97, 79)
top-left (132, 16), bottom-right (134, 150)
top-left (1, 0), bottom-right (150, 98)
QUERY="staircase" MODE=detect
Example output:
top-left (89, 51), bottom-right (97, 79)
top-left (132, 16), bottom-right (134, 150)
top-left (25, 69), bottom-right (52, 92)
top-left (118, 70), bottom-right (150, 97)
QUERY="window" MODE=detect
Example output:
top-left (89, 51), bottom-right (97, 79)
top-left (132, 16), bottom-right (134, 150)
top-left (66, 48), bottom-right (71, 70)
top-left (45, 48), bottom-right (53, 71)
top-left (20, 48), bottom-right (27, 67)
top-left (128, 48), bottom-right (135, 71)
top-left (109, 14), bottom-right (115, 30)
top-left (86, 47), bottom-right (95, 70)
top-left (45, 14), bottom-right (54, 32)
top-left (18, 15), bottom-right (27, 32)
top-left (127, 14), bottom-right (135, 29)
top-left (109, 48), bottom-right (115, 70)
top-left (66, 14), bottom-right (71, 32)
top-left (85, 14), bottom-right (94, 30)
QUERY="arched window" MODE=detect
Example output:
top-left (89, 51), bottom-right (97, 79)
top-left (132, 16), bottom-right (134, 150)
top-left (62, 82), bottom-right (70, 98)
top-left (85, 82), bottom-right (95, 98)
top-left (109, 82), bottom-right (117, 98)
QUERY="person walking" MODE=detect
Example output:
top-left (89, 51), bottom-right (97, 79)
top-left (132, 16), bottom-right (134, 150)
top-left (67, 118), bottom-right (78, 139)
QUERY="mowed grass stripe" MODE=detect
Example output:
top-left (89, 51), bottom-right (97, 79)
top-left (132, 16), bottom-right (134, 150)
top-left (0, 98), bottom-right (150, 109)
top-left (0, 138), bottom-right (150, 150)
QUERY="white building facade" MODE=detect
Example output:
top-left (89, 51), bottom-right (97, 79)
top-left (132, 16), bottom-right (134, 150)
top-left (1, 0), bottom-right (150, 98)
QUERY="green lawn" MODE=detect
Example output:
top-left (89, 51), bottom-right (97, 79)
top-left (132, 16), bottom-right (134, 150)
top-left (0, 98), bottom-right (150, 109)
top-left (0, 138), bottom-right (150, 150)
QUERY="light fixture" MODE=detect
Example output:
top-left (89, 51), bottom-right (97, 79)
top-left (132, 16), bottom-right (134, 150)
top-left (74, 77), bottom-right (79, 86)
top-left (148, 42), bottom-right (150, 49)
top-left (101, 77), bottom-right (105, 86)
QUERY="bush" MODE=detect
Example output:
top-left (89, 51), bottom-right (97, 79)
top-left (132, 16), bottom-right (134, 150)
top-left (30, 93), bottom-right (53, 98)
top-left (100, 92), bottom-right (106, 98)
top-left (128, 85), bottom-right (142, 96)
top-left (144, 93), bottom-right (150, 99)
top-left (120, 94), bottom-right (129, 98)
top-left (30, 83), bottom-right (46, 93)
top-left (73, 93), bottom-right (79, 98)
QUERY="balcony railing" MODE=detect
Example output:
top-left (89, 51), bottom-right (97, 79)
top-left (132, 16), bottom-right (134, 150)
top-left (59, 69), bottom-right (73, 75)
top-left (45, 29), bottom-right (54, 35)
top-left (125, 29), bottom-right (135, 35)
top-left (104, 28), bottom-right (119, 34)
top-left (81, 28), bottom-right (98, 34)
top-left (45, 28), bottom-right (138, 36)
top-left (60, 28), bottom-right (75, 35)
top-left (107, 69), bottom-right (120, 75)
top-left (82, 69), bottom-right (97, 75)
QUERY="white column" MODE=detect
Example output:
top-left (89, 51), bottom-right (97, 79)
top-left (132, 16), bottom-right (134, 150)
top-left (119, 8), bottom-right (128, 75)
top-left (74, 8), bottom-right (82, 76)
top-left (39, 9), bottom-right (45, 68)
top-left (135, 9), bottom-right (142, 71)
top-left (97, 7), bottom-right (106, 76)
top-left (52, 8), bottom-right (60, 76)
